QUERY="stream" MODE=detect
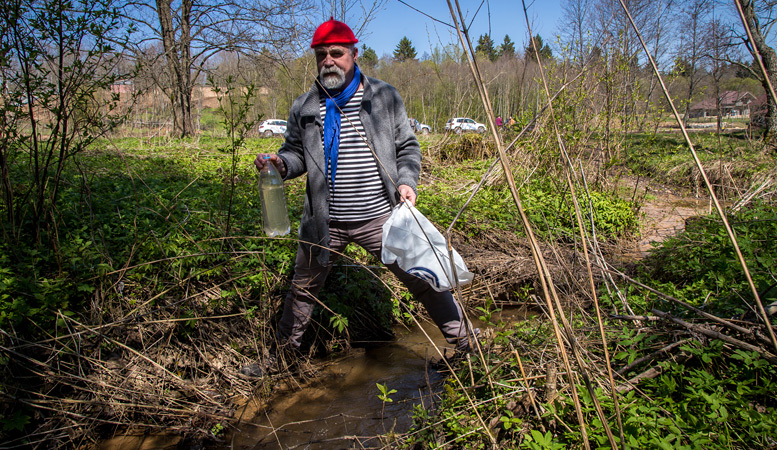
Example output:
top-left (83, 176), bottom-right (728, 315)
top-left (98, 188), bottom-right (710, 450)
top-left (223, 308), bottom-right (528, 449)
top-left (224, 319), bottom-right (450, 449)
top-left (99, 310), bottom-right (522, 450)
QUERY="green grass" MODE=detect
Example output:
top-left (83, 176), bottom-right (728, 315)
top-left (3, 132), bottom-right (774, 448)
top-left (621, 132), bottom-right (773, 192)
top-left (0, 137), bottom-right (301, 331)
top-left (401, 199), bottom-right (777, 449)
top-left (418, 156), bottom-right (639, 242)
top-left (629, 200), bottom-right (777, 317)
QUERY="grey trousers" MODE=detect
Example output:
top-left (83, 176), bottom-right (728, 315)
top-left (277, 213), bottom-right (473, 349)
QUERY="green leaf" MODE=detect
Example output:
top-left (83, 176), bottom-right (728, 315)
top-left (2, 410), bottom-right (30, 432)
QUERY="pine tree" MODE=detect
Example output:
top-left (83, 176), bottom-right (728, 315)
top-left (360, 45), bottom-right (378, 69)
top-left (499, 34), bottom-right (516, 59)
top-left (524, 34), bottom-right (553, 62)
top-left (476, 34), bottom-right (497, 62)
top-left (393, 37), bottom-right (417, 62)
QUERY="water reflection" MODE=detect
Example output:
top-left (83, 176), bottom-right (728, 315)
top-left (227, 320), bottom-right (447, 449)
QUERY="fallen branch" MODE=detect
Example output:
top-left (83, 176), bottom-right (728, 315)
top-left (616, 338), bottom-right (692, 376)
top-left (610, 314), bottom-right (660, 322)
top-left (652, 309), bottom-right (777, 365)
top-left (605, 266), bottom-right (774, 345)
top-left (616, 352), bottom-right (692, 394)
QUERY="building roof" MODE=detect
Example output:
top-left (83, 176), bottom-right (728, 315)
top-left (689, 90), bottom-right (756, 111)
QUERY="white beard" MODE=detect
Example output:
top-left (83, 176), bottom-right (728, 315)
top-left (320, 66), bottom-right (346, 90)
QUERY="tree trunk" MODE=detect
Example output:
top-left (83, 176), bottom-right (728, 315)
top-left (179, 0), bottom-right (193, 136)
top-left (739, 0), bottom-right (777, 139)
top-left (156, 0), bottom-right (194, 137)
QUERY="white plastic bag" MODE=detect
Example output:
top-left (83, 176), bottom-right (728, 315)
top-left (381, 202), bottom-right (474, 292)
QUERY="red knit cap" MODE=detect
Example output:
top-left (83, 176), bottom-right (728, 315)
top-left (311, 17), bottom-right (358, 48)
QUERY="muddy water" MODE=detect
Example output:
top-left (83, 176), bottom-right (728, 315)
top-left (95, 319), bottom-right (451, 450)
top-left (97, 320), bottom-right (456, 450)
top-left (96, 313), bottom-right (521, 450)
top-left (226, 320), bottom-right (447, 449)
top-left (224, 309), bottom-right (523, 450)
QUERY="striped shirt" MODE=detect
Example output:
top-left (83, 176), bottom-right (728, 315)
top-left (321, 88), bottom-right (391, 221)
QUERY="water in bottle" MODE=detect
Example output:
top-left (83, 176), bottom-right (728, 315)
top-left (258, 157), bottom-right (290, 236)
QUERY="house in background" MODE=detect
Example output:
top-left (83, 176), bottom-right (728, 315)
top-left (688, 91), bottom-right (757, 118)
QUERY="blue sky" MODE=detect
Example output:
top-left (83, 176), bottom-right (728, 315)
top-left (358, 0), bottom-right (563, 58)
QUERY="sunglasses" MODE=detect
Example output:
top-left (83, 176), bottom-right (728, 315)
top-left (314, 46), bottom-right (350, 60)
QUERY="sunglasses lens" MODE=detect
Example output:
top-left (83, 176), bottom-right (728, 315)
top-left (316, 48), bottom-right (347, 59)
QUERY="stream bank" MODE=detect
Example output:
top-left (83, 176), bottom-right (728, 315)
top-left (94, 184), bottom-right (712, 450)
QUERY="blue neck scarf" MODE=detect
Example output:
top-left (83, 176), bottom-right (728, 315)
top-left (322, 63), bottom-right (361, 190)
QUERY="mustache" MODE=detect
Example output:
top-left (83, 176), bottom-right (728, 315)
top-left (321, 66), bottom-right (344, 77)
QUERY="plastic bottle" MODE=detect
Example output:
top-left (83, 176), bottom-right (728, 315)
top-left (258, 157), bottom-right (290, 237)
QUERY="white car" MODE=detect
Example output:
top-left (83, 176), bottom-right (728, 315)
top-left (409, 118), bottom-right (432, 135)
top-left (257, 119), bottom-right (287, 137)
top-left (416, 122), bottom-right (432, 135)
top-left (445, 117), bottom-right (486, 134)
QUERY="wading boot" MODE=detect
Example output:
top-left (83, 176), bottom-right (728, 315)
top-left (431, 328), bottom-right (482, 371)
top-left (455, 327), bottom-right (482, 354)
top-left (240, 344), bottom-right (301, 378)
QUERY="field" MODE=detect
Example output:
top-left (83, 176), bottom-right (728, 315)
top-left (0, 123), bottom-right (775, 449)
top-left (5, 0), bottom-right (777, 445)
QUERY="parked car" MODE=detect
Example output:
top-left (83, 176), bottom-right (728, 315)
top-left (408, 118), bottom-right (432, 135)
top-left (445, 117), bottom-right (486, 133)
top-left (257, 119), bottom-right (287, 137)
top-left (417, 123), bottom-right (431, 134)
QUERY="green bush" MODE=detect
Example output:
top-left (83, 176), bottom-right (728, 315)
top-left (0, 137), bottom-right (297, 335)
top-left (402, 317), bottom-right (777, 450)
top-left (551, 340), bottom-right (777, 449)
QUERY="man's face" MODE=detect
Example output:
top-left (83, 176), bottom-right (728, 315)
top-left (315, 45), bottom-right (358, 90)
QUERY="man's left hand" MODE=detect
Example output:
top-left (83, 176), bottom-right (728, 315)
top-left (398, 185), bottom-right (416, 206)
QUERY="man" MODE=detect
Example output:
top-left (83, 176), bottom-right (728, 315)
top-left (244, 18), bottom-right (477, 377)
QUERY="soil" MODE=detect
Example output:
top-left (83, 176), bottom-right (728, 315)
top-left (621, 178), bottom-right (712, 259)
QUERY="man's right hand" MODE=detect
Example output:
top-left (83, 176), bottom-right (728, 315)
top-left (254, 153), bottom-right (287, 178)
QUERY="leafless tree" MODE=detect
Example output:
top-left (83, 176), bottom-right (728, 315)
top-left (704, 4), bottom-right (729, 134)
top-left (121, 0), bottom-right (315, 137)
top-left (319, 0), bottom-right (387, 40)
top-left (561, 0), bottom-right (595, 66)
top-left (593, 0), bottom-right (669, 133)
top-left (676, 0), bottom-right (710, 127)
top-left (735, 0), bottom-right (777, 138)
